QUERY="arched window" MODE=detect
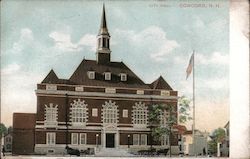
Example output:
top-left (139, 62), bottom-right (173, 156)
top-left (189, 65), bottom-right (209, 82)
top-left (102, 100), bottom-right (118, 125)
top-left (132, 102), bottom-right (147, 128)
top-left (160, 110), bottom-right (170, 127)
top-left (44, 103), bottom-right (58, 127)
top-left (70, 99), bottom-right (88, 126)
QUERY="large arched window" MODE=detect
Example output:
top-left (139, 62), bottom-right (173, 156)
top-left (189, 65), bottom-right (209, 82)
top-left (160, 109), bottom-right (170, 127)
top-left (44, 103), bottom-right (58, 127)
top-left (132, 102), bottom-right (148, 128)
top-left (102, 100), bottom-right (118, 125)
top-left (70, 99), bottom-right (88, 126)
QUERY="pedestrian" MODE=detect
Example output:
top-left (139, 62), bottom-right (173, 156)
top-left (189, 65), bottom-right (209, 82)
top-left (203, 147), bottom-right (206, 156)
top-left (2, 147), bottom-right (5, 156)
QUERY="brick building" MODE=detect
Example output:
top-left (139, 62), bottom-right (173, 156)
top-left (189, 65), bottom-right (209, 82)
top-left (34, 5), bottom-right (179, 155)
top-left (12, 113), bottom-right (36, 155)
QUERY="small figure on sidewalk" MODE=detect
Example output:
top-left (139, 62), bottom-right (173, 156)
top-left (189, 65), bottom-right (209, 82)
top-left (203, 147), bottom-right (206, 156)
top-left (2, 147), bottom-right (5, 156)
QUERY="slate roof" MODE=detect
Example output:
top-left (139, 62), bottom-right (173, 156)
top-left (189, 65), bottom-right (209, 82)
top-left (41, 69), bottom-right (71, 85)
top-left (42, 59), bottom-right (153, 89)
top-left (150, 76), bottom-right (173, 90)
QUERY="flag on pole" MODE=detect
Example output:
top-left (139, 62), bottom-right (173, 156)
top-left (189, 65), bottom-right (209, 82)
top-left (186, 53), bottom-right (194, 79)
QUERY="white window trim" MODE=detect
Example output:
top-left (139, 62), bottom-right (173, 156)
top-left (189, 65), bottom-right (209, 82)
top-left (71, 133), bottom-right (78, 145)
top-left (46, 132), bottom-right (56, 145)
top-left (161, 135), bottom-right (169, 146)
top-left (87, 71), bottom-right (95, 79)
top-left (80, 133), bottom-right (87, 145)
top-left (120, 73), bottom-right (127, 81)
top-left (140, 134), bottom-right (147, 145)
top-left (160, 110), bottom-right (170, 127)
top-left (132, 102), bottom-right (148, 128)
top-left (102, 100), bottom-right (118, 125)
top-left (133, 134), bottom-right (140, 146)
top-left (104, 72), bottom-right (111, 80)
top-left (44, 103), bottom-right (58, 127)
top-left (70, 99), bottom-right (88, 126)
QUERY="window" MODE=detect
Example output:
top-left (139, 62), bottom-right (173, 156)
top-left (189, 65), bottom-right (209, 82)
top-left (120, 73), bottom-right (127, 81)
top-left (161, 135), bottom-right (169, 146)
top-left (102, 100), bottom-right (118, 124)
top-left (107, 39), bottom-right (109, 48)
top-left (132, 102), bottom-right (147, 127)
top-left (70, 99), bottom-right (88, 125)
top-left (87, 71), bottom-right (95, 79)
top-left (133, 134), bottom-right (139, 145)
top-left (161, 90), bottom-right (170, 96)
top-left (80, 133), bottom-right (87, 145)
top-left (71, 133), bottom-right (78, 145)
top-left (102, 38), bottom-right (106, 48)
top-left (105, 88), bottom-right (116, 94)
top-left (46, 84), bottom-right (57, 91)
top-left (123, 109), bottom-right (128, 118)
top-left (98, 38), bottom-right (101, 48)
top-left (160, 110), bottom-right (169, 127)
top-left (92, 108), bottom-right (98, 117)
top-left (46, 133), bottom-right (56, 145)
top-left (45, 103), bottom-right (58, 127)
top-left (140, 134), bottom-right (147, 145)
top-left (104, 72), bottom-right (111, 80)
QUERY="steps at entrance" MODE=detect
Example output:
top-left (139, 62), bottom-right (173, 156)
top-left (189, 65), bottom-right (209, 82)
top-left (95, 148), bottom-right (134, 157)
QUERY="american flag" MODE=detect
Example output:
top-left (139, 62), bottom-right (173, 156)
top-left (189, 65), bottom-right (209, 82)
top-left (186, 53), bottom-right (194, 79)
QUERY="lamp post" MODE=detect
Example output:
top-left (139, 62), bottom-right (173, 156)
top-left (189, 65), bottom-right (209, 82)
top-left (96, 134), bottom-right (99, 148)
top-left (127, 134), bottom-right (130, 148)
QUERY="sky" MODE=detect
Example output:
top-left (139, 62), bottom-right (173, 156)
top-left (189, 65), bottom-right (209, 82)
top-left (1, 0), bottom-right (229, 132)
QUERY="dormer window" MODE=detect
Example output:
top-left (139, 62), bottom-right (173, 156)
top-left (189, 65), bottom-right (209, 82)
top-left (87, 71), bottom-right (95, 79)
top-left (120, 73), bottom-right (127, 81)
top-left (104, 72), bottom-right (111, 80)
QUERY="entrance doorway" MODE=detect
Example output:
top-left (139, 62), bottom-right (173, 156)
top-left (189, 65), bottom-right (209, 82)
top-left (106, 133), bottom-right (115, 148)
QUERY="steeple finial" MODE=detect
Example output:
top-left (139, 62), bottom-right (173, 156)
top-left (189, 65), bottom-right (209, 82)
top-left (99, 3), bottom-right (109, 35)
top-left (96, 3), bottom-right (111, 64)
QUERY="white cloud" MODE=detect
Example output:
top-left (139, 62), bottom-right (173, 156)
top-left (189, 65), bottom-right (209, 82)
top-left (10, 28), bottom-right (34, 54)
top-left (199, 77), bottom-right (229, 90)
top-left (114, 26), bottom-right (179, 61)
top-left (49, 31), bottom-right (96, 52)
top-left (1, 65), bottom-right (44, 126)
top-left (1, 63), bottom-right (21, 75)
top-left (196, 51), bottom-right (229, 65)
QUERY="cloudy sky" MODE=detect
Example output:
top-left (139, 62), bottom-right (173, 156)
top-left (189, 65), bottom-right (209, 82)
top-left (1, 0), bottom-right (229, 132)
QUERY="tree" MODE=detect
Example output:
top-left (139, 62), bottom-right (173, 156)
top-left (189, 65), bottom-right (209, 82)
top-left (0, 123), bottom-right (7, 158)
top-left (0, 123), bottom-right (7, 135)
top-left (208, 128), bottom-right (226, 155)
top-left (178, 96), bottom-right (192, 124)
top-left (148, 104), bottom-right (177, 157)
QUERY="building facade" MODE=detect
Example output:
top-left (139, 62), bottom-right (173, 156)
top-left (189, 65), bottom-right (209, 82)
top-left (4, 133), bottom-right (12, 152)
top-left (12, 113), bottom-right (36, 155)
top-left (183, 130), bottom-right (208, 156)
top-left (34, 5), bottom-right (179, 155)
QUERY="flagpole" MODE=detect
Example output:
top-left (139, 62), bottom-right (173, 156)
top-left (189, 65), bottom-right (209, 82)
top-left (192, 50), bottom-right (196, 156)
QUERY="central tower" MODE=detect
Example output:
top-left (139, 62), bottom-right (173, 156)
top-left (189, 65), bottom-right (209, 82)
top-left (96, 4), bottom-right (111, 64)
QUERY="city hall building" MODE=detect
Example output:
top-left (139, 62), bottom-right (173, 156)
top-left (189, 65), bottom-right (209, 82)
top-left (34, 5), bottom-right (179, 154)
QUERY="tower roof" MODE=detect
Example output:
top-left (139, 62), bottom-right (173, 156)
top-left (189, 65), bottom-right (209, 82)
top-left (150, 76), bottom-right (173, 90)
top-left (99, 4), bottom-right (109, 36)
